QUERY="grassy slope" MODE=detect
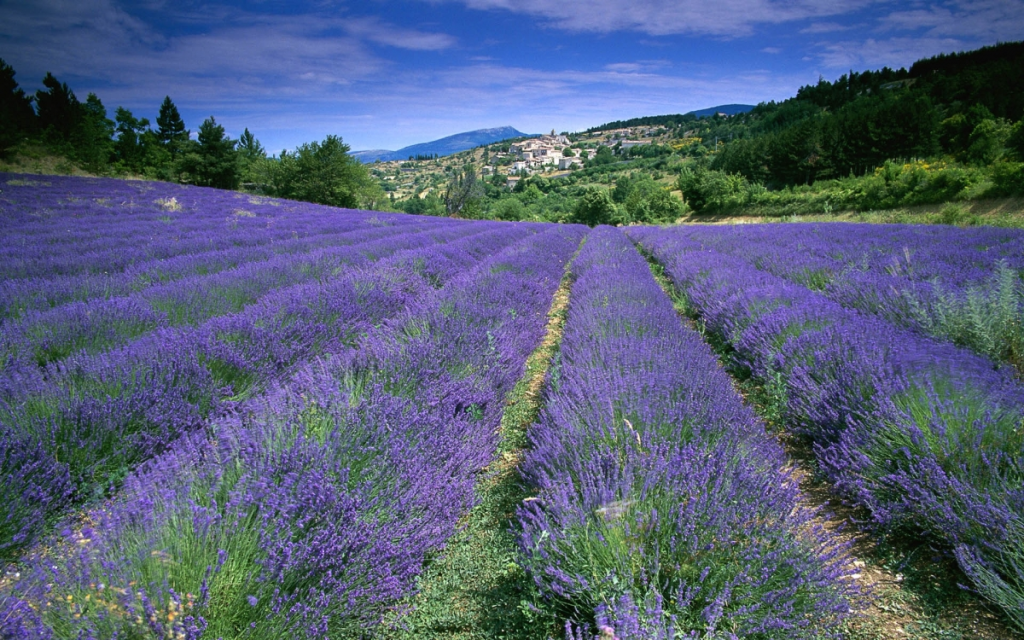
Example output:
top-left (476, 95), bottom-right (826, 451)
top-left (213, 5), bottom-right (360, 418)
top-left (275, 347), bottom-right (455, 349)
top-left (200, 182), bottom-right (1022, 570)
top-left (677, 196), bottom-right (1024, 228)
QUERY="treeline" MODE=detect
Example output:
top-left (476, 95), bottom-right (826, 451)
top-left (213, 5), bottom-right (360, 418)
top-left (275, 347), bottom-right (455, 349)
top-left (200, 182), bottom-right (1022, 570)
top-left (0, 59), bottom-right (382, 209)
top-left (690, 41), bottom-right (1024, 208)
top-left (584, 113), bottom-right (701, 133)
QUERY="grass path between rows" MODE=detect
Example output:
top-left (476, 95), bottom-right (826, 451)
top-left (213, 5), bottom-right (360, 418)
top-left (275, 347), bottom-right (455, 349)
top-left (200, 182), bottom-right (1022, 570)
top-left (637, 244), bottom-right (1018, 640)
top-left (382, 242), bottom-right (582, 640)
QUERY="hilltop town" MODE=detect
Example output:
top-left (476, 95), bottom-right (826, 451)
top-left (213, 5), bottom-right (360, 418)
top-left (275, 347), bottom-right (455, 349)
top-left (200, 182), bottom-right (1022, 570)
top-left (369, 125), bottom-right (676, 202)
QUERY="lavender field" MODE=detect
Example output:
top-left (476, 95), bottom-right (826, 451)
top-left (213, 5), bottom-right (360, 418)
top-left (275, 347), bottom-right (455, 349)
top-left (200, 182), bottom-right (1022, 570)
top-left (1, 173), bottom-right (1022, 639)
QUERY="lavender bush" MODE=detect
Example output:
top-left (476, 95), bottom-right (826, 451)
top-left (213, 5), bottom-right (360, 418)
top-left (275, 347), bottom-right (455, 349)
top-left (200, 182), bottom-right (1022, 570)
top-left (629, 226), bottom-right (1024, 631)
top-left (518, 227), bottom-right (857, 639)
top-left (668, 223), bottom-right (1024, 370)
top-left (0, 222), bottom-right (584, 638)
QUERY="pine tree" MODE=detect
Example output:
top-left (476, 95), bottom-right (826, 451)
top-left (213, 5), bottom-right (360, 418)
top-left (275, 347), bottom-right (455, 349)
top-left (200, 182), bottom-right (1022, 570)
top-left (35, 72), bottom-right (80, 143)
top-left (156, 96), bottom-right (187, 154)
top-left (177, 116), bottom-right (239, 189)
top-left (237, 128), bottom-right (265, 160)
top-left (0, 58), bottom-right (35, 155)
top-left (114, 107), bottom-right (151, 171)
top-left (72, 93), bottom-right (114, 171)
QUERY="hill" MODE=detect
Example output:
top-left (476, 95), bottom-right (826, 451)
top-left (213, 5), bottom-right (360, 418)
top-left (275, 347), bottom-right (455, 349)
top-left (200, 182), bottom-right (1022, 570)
top-left (352, 126), bottom-right (536, 163)
top-left (585, 104), bottom-right (755, 133)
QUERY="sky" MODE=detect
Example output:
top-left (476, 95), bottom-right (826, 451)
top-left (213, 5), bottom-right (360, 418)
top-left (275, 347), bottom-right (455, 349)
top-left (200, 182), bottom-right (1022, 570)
top-left (1, 0), bottom-right (1022, 153)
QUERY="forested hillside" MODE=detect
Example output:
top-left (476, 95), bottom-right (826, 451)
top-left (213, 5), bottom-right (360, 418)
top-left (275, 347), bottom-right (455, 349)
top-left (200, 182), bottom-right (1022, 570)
top-left (680, 41), bottom-right (1024, 214)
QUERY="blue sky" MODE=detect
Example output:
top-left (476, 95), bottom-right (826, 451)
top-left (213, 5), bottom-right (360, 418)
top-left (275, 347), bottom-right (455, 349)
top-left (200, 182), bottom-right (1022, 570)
top-left (1, 0), bottom-right (1021, 152)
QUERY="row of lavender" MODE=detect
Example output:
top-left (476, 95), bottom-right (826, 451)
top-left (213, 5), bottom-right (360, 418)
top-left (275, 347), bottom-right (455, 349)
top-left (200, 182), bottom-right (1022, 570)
top-left (674, 223), bottom-right (1024, 369)
top-left (1, 224), bottom-right (583, 638)
top-left (0, 218), bottom-right (480, 371)
top-left (0, 220), bottom-right (535, 561)
top-left (517, 227), bottom-right (857, 639)
top-left (0, 175), bottom-right (433, 282)
top-left (0, 222), bottom-right (435, 321)
top-left (628, 226), bottom-right (1024, 631)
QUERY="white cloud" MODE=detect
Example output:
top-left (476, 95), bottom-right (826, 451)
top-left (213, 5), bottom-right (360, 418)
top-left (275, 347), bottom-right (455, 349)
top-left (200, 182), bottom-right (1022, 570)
top-left (0, 1), bottom-right (454, 104)
top-left (816, 37), bottom-right (969, 69)
top-left (879, 0), bottom-right (1024, 41)
top-left (799, 21), bottom-right (852, 34)
top-left (812, 0), bottom-right (1024, 70)
top-left (343, 16), bottom-right (457, 50)
top-left (428, 0), bottom-right (870, 37)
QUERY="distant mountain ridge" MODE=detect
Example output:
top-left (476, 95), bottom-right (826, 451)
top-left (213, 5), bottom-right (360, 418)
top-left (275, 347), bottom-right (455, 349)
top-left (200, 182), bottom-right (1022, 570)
top-left (685, 104), bottom-right (755, 118)
top-left (352, 126), bottom-right (535, 163)
top-left (585, 104), bottom-right (756, 133)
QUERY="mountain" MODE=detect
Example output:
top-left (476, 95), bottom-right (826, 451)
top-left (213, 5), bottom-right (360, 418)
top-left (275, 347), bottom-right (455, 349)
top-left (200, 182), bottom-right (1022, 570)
top-left (685, 103), bottom-right (755, 118)
top-left (352, 126), bottom-right (536, 163)
top-left (585, 105), bottom-right (755, 133)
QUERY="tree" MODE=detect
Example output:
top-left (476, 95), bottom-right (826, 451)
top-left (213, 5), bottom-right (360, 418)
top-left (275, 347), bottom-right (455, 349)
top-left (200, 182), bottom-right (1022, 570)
top-left (1007, 121), bottom-right (1024, 161)
top-left (237, 128), bottom-right (267, 186)
top-left (491, 197), bottom-right (526, 221)
top-left (966, 118), bottom-right (1011, 165)
top-left (114, 107), bottom-right (150, 172)
top-left (72, 93), bottom-right (114, 172)
top-left (442, 164), bottom-right (484, 217)
top-left (570, 188), bottom-right (616, 226)
top-left (237, 128), bottom-right (264, 161)
top-left (35, 72), bottom-right (80, 144)
top-left (586, 145), bottom-right (614, 167)
top-left (625, 184), bottom-right (683, 223)
top-left (156, 96), bottom-right (188, 155)
top-left (611, 174), bottom-right (635, 203)
top-left (271, 135), bottom-right (370, 208)
top-left (0, 58), bottom-right (34, 155)
top-left (177, 116), bottom-right (239, 189)
top-left (402, 192), bottom-right (445, 216)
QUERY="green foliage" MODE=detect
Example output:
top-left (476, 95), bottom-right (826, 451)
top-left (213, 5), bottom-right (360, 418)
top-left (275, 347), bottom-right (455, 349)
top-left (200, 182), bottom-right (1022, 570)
top-left (902, 261), bottom-right (1024, 371)
top-left (156, 95), bottom-right (188, 153)
top-left (677, 164), bottom-right (749, 212)
top-left (113, 107), bottom-right (151, 172)
top-left (625, 185), bottom-right (683, 223)
top-left (966, 118), bottom-right (1012, 165)
top-left (989, 160), bottom-right (1024, 196)
top-left (570, 187), bottom-right (616, 226)
top-left (0, 58), bottom-right (34, 156)
top-left (939, 105), bottom-right (993, 157)
top-left (176, 116), bottom-right (240, 189)
top-left (443, 163), bottom-right (485, 217)
top-left (264, 135), bottom-right (379, 209)
top-left (1007, 121), bottom-right (1024, 161)
top-left (72, 93), bottom-right (114, 173)
top-left (401, 192), bottom-right (446, 216)
top-left (614, 176), bottom-right (684, 223)
top-left (35, 72), bottom-right (79, 144)
top-left (491, 197), bottom-right (527, 221)
top-left (585, 145), bottom-right (615, 167)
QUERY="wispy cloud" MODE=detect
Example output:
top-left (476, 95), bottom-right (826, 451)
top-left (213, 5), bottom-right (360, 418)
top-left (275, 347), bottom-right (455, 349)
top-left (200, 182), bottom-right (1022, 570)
top-left (817, 37), bottom-right (968, 69)
top-left (812, 0), bottom-right (1024, 70)
top-left (879, 0), bottom-right (1024, 41)
top-left (431, 0), bottom-right (870, 37)
top-left (343, 16), bottom-right (458, 50)
top-left (800, 21), bottom-right (852, 34)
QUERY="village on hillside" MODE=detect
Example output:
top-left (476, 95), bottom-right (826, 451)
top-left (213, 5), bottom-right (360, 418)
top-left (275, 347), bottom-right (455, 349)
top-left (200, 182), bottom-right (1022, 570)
top-left (369, 124), bottom-right (680, 201)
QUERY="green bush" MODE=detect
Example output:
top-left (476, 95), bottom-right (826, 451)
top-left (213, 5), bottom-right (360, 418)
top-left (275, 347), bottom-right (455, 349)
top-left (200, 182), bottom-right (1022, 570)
top-left (570, 188), bottom-right (617, 226)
